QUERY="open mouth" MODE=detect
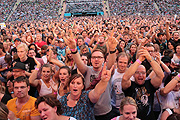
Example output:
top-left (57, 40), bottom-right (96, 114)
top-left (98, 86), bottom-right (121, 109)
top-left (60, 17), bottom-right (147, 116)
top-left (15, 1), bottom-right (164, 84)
top-left (73, 89), bottom-right (78, 92)
top-left (61, 79), bottom-right (65, 82)
top-left (43, 117), bottom-right (47, 120)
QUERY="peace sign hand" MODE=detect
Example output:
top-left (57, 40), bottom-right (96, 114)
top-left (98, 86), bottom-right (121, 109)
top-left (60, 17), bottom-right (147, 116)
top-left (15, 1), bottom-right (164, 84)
top-left (63, 29), bottom-right (76, 50)
top-left (108, 29), bottom-right (118, 51)
top-left (101, 62), bottom-right (114, 82)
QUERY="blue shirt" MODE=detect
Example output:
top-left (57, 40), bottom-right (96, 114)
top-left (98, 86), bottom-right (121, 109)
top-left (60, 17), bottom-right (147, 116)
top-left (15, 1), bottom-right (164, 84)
top-left (59, 90), bottom-right (95, 120)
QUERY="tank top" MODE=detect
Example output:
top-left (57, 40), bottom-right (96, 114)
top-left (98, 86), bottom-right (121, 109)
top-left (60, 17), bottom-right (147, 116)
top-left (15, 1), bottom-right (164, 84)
top-left (39, 79), bottom-right (54, 96)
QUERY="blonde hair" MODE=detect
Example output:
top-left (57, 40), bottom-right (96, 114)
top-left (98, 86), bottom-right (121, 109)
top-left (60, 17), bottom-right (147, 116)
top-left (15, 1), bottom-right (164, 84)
top-left (65, 49), bottom-right (75, 69)
top-left (120, 97), bottom-right (137, 112)
top-left (17, 43), bottom-right (29, 52)
top-left (80, 45), bottom-right (89, 54)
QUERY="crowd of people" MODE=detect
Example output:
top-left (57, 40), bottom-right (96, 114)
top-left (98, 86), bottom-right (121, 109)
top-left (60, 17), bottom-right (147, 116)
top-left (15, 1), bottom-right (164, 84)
top-left (1, 0), bottom-right (180, 22)
top-left (109, 0), bottom-right (180, 16)
top-left (66, 2), bottom-right (103, 13)
top-left (0, 14), bottom-right (179, 120)
top-left (0, 0), bottom-right (180, 120)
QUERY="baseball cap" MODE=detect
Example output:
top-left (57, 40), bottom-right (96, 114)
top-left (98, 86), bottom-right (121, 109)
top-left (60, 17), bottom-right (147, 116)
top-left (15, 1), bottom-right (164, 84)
top-left (14, 38), bottom-right (21, 42)
top-left (11, 62), bottom-right (26, 71)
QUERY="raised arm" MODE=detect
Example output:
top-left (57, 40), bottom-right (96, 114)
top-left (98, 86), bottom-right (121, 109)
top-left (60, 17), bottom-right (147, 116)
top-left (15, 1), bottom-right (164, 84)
top-left (160, 74), bottom-right (180, 96)
top-left (166, 21), bottom-right (171, 41)
top-left (63, 30), bottom-right (88, 75)
top-left (48, 49), bottom-right (64, 68)
top-left (29, 57), bottom-right (41, 87)
top-left (140, 48), bottom-right (164, 88)
top-left (122, 49), bottom-right (145, 90)
top-left (149, 52), bottom-right (171, 79)
top-left (107, 29), bottom-right (118, 70)
top-left (89, 62), bottom-right (114, 103)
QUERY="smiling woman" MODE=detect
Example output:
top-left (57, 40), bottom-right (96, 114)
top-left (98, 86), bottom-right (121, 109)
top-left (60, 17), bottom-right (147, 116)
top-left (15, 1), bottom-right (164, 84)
top-left (111, 97), bottom-right (140, 120)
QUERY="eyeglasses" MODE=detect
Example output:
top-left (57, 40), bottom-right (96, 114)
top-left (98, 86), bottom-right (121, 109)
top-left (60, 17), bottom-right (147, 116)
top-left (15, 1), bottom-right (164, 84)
top-left (91, 56), bottom-right (104, 59)
top-left (135, 71), bottom-right (146, 75)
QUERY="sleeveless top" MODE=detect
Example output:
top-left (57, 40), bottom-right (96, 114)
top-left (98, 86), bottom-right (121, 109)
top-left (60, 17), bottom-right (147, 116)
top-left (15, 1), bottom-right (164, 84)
top-left (57, 83), bottom-right (63, 100)
top-left (39, 79), bottom-right (54, 96)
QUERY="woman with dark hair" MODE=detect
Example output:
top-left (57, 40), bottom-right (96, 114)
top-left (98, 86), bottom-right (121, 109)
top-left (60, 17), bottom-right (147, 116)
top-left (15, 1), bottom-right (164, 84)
top-left (167, 41), bottom-right (175, 53)
top-left (0, 80), bottom-right (12, 104)
top-left (46, 36), bottom-right (54, 45)
top-left (117, 40), bottom-right (126, 53)
top-left (35, 95), bottom-right (76, 120)
top-left (51, 66), bottom-right (71, 100)
top-left (59, 62), bottom-right (113, 120)
top-left (160, 72), bottom-right (180, 120)
top-left (171, 43), bottom-right (180, 71)
top-left (28, 43), bottom-right (41, 58)
top-left (128, 43), bottom-right (137, 57)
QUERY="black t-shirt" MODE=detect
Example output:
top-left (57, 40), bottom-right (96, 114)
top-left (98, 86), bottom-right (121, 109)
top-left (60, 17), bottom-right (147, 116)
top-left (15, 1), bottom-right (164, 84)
top-left (169, 38), bottom-right (180, 45)
top-left (155, 39), bottom-right (167, 55)
top-left (14, 57), bottom-right (37, 97)
top-left (10, 47), bottom-right (17, 55)
top-left (123, 80), bottom-right (157, 120)
top-left (1, 93), bottom-right (12, 104)
top-left (14, 57), bottom-right (36, 73)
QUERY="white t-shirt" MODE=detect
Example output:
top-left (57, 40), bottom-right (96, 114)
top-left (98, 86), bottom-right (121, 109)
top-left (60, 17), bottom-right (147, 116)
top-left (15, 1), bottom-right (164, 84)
top-left (111, 69), bottom-right (134, 108)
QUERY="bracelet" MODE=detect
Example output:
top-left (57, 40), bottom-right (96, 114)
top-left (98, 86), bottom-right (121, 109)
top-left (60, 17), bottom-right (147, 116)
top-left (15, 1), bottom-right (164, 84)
top-left (136, 59), bottom-right (142, 64)
top-left (174, 77), bottom-right (180, 82)
top-left (54, 92), bottom-right (57, 95)
top-left (70, 48), bottom-right (76, 52)
top-left (110, 49), bottom-right (116, 54)
top-left (71, 50), bottom-right (78, 54)
top-left (35, 68), bottom-right (39, 71)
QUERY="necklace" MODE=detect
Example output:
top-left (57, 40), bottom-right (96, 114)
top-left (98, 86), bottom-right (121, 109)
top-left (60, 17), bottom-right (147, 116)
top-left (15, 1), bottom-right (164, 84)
top-left (68, 94), bottom-right (79, 105)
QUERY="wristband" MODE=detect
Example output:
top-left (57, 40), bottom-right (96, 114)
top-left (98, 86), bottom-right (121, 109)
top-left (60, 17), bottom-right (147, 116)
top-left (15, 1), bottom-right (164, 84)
top-left (136, 59), bottom-right (142, 64)
top-left (178, 74), bottom-right (180, 78)
top-left (110, 49), bottom-right (116, 54)
top-left (54, 92), bottom-right (57, 95)
top-left (35, 68), bottom-right (39, 71)
top-left (71, 50), bottom-right (78, 54)
top-left (70, 49), bottom-right (76, 52)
